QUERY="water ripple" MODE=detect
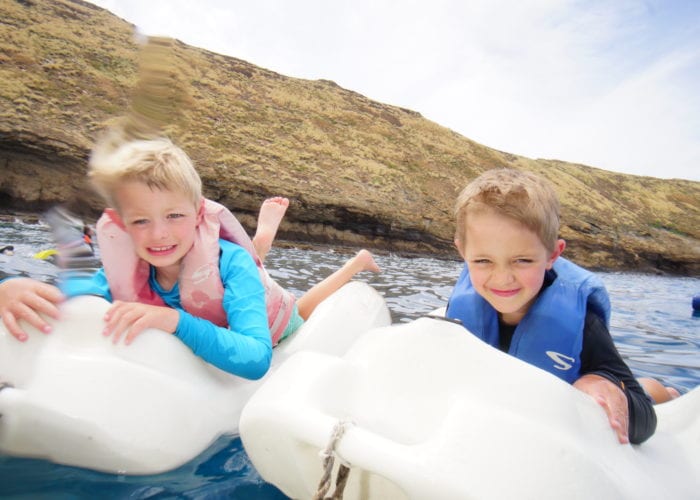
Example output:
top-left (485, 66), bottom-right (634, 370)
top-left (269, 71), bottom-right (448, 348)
top-left (2, 223), bottom-right (698, 391)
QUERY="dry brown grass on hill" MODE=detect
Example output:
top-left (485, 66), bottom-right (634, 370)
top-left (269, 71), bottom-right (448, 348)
top-left (0, 0), bottom-right (698, 274)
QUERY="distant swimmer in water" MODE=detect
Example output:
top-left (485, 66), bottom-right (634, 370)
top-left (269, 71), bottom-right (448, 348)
top-left (83, 224), bottom-right (95, 252)
top-left (32, 209), bottom-right (99, 274)
top-left (0, 245), bottom-right (14, 256)
top-left (43, 207), bottom-right (95, 261)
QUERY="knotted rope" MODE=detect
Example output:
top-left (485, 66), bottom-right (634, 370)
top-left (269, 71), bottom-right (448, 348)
top-left (312, 420), bottom-right (353, 500)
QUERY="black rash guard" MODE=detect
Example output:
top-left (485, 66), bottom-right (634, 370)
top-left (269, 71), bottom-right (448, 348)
top-left (497, 273), bottom-right (657, 444)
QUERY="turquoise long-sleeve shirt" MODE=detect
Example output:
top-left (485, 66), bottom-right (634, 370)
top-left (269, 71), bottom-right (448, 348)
top-left (62, 239), bottom-right (272, 380)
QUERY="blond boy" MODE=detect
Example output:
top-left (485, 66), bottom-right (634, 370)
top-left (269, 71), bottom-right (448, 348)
top-left (446, 168), bottom-right (657, 444)
top-left (0, 138), bottom-right (380, 378)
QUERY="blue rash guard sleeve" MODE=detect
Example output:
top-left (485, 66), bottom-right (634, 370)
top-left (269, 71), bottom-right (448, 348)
top-left (170, 240), bottom-right (272, 380)
top-left (60, 268), bottom-right (113, 301)
top-left (60, 240), bottom-right (272, 380)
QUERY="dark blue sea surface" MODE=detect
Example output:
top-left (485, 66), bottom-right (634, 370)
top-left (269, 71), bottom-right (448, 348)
top-left (1, 218), bottom-right (698, 498)
top-left (0, 435), bottom-right (286, 499)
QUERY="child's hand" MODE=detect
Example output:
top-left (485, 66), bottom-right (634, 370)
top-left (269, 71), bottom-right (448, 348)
top-left (0, 278), bottom-right (64, 342)
top-left (103, 301), bottom-right (179, 345)
top-left (574, 373), bottom-right (629, 444)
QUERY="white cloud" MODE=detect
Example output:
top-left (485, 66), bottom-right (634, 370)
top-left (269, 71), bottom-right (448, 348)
top-left (87, 0), bottom-right (699, 180)
top-left (553, 47), bottom-right (700, 175)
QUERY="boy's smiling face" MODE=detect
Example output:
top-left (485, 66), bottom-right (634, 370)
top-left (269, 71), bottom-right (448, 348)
top-left (112, 180), bottom-right (201, 283)
top-left (457, 209), bottom-right (564, 325)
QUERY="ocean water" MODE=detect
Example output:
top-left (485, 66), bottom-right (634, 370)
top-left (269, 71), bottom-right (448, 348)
top-left (1, 218), bottom-right (698, 498)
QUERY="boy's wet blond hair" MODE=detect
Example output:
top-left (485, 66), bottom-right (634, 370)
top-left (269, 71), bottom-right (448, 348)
top-left (88, 136), bottom-right (202, 211)
top-left (454, 168), bottom-right (561, 252)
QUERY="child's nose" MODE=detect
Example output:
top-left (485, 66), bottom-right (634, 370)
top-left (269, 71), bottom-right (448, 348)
top-left (493, 266), bottom-right (514, 283)
top-left (151, 221), bottom-right (169, 238)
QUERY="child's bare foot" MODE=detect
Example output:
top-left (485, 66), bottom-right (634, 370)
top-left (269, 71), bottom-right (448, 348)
top-left (355, 249), bottom-right (381, 273)
top-left (666, 387), bottom-right (681, 400)
top-left (638, 377), bottom-right (680, 404)
top-left (253, 197), bottom-right (289, 262)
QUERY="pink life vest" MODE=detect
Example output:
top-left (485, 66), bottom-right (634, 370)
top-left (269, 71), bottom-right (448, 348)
top-left (96, 198), bottom-right (296, 345)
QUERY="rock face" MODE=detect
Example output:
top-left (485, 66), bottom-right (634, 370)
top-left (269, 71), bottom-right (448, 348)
top-left (1, 0), bottom-right (699, 275)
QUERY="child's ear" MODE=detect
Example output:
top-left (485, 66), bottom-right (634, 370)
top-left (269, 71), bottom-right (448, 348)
top-left (104, 208), bottom-right (126, 229)
top-left (196, 198), bottom-right (205, 224)
top-left (546, 239), bottom-right (567, 268)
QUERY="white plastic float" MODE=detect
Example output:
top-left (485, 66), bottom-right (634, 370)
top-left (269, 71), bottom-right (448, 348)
top-left (0, 281), bottom-right (390, 475)
top-left (240, 316), bottom-right (700, 500)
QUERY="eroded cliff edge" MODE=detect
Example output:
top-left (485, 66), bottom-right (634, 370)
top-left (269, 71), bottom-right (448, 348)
top-left (1, 0), bottom-right (698, 275)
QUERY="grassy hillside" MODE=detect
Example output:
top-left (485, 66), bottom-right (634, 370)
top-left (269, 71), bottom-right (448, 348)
top-left (1, 0), bottom-right (698, 274)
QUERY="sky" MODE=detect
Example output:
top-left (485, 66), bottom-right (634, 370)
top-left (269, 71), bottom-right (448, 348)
top-left (86, 0), bottom-right (700, 181)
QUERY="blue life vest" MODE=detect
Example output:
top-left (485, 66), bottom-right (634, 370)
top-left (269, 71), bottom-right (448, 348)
top-left (446, 257), bottom-right (611, 384)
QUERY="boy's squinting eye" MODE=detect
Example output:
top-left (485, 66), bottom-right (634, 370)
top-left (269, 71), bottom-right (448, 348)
top-left (167, 212), bottom-right (186, 220)
top-left (131, 218), bottom-right (149, 226)
top-left (472, 258), bottom-right (492, 265)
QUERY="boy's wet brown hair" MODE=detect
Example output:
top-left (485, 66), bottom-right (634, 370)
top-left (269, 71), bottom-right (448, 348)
top-left (454, 168), bottom-right (561, 252)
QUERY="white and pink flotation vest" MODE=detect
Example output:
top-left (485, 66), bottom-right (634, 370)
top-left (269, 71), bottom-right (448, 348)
top-left (96, 199), bottom-right (296, 345)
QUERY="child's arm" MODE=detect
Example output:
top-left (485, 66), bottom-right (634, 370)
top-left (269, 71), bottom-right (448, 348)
top-left (0, 277), bottom-right (64, 341)
top-left (102, 301), bottom-right (179, 345)
top-left (98, 287), bottom-right (272, 379)
top-left (174, 242), bottom-right (272, 380)
top-left (573, 373), bottom-right (629, 443)
top-left (60, 268), bottom-right (113, 300)
top-left (175, 308), bottom-right (271, 379)
top-left (577, 312), bottom-right (657, 444)
top-left (98, 243), bottom-right (271, 379)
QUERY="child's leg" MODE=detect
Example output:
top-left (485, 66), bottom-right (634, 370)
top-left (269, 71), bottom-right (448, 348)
top-left (297, 249), bottom-right (381, 320)
top-left (253, 197), bottom-right (289, 263)
top-left (638, 377), bottom-right (681, 404)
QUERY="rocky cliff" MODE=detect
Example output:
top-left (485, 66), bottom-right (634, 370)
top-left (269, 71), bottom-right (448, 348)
top-left (1, 0), bottom-right (698, 275)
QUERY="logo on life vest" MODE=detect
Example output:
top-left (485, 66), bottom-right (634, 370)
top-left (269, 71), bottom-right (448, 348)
top-left (546, 351), bottom-right (575, 371)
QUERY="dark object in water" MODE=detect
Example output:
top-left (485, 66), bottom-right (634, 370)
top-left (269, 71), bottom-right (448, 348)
top-left (43, 207), bottom-right (99, 275)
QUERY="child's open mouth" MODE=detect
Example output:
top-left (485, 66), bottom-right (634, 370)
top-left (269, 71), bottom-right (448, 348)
top-left (148, 245), bottom-right (176, 255)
